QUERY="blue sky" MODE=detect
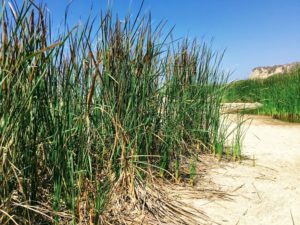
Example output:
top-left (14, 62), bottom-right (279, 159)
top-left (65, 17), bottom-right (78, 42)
top-left (12, 0), bottom-right (300, 80)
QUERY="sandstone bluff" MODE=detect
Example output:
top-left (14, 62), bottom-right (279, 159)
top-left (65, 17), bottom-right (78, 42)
top-left (249, 62), bottom-right (300, 79)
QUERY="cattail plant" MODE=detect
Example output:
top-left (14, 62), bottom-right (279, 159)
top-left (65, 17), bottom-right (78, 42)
top-left (0, 1), bottom-right (228, 224)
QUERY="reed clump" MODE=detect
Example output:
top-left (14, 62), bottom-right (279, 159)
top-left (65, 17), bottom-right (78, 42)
top-left (225, 69), bottom-right (300, 122)
top-left (0, 1), bottom-right (227, 224)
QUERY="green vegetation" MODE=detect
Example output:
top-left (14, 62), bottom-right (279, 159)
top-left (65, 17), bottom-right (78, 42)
top-left (225, 69), bottom-right (300, 122)
top-left (0, 1), bottom-right (230, 224)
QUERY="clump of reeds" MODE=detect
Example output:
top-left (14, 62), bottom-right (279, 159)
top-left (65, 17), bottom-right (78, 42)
top-left (225, 68), bottom-right (300, 122)
top-left (0, 1), bottom-right (227, 224)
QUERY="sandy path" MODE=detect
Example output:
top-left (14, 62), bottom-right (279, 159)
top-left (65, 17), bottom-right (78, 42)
top-left (221, 103), bottom-right (263, 113)
top-left (190, 115), bottom-right (300, 225)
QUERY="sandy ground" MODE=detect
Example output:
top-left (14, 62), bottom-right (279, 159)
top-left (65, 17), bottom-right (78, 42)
top-left (188, 115), bottom-right (300, 225)
top-left (221, 103), bottom-right (263, 114)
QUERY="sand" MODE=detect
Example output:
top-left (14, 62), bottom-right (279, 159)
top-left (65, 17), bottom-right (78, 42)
top-left (221, 103), bottom-right (263, 113)
top-left (188, 115), bottom-right (300, 225)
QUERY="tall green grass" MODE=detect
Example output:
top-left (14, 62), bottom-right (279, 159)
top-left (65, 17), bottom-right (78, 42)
top-left (225, 69), bottom-right (300, 122)
top-left (0, 1), bottom-right (227, 224)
